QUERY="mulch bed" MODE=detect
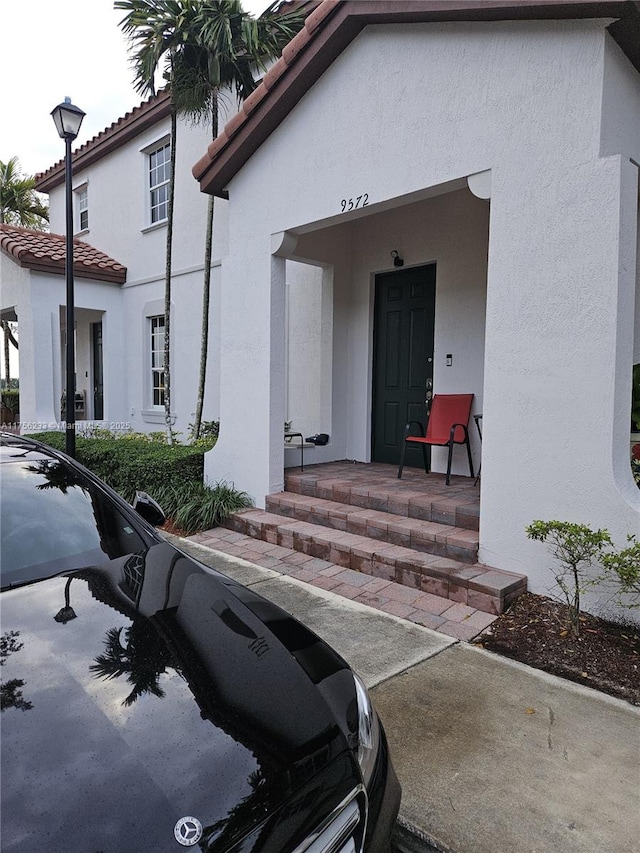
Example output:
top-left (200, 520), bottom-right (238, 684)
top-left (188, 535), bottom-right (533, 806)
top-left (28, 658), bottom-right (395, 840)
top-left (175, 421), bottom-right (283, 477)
top-left (474, 592), bottom-right (640, 706)
top-left (160, 518), bottom-right (189, 537)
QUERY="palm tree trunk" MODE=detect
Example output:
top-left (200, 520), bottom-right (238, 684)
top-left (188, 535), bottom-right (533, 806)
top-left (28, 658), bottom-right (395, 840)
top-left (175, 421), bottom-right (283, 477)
top-left (3, 320), bottom-right (18, 350)
top-left (193, 94), bottom-right (219, 440)
top-left (193, 196), bottom-right (214, 439)
top-left (2, 323), bottom-right (10, 388)
top-left (164, 106), bottom-right (178, 445)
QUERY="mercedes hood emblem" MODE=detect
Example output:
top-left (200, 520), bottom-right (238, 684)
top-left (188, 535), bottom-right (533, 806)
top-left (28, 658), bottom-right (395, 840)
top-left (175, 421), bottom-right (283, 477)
top-left (174, 816), bottom-right (203, 847)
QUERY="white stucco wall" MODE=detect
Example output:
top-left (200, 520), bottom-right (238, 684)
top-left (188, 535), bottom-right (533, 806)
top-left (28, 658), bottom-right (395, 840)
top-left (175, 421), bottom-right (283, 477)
top-left (119, 263), bottom-right (221, 436)
top-left (600, 33), bottom-right (640, 367)
top-left (47, 115), bottom-right (219, 281)
top-left (0, 266), bottom-right (125, 430)
top-left (205, 18), bottom-right (640, 606)
top-left (43, 109), bottom-right (229, 436)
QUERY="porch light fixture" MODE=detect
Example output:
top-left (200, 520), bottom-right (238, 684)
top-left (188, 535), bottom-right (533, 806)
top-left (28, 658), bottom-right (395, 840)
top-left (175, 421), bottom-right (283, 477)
top-left (51, 97), bottom-right (85, 458)
top-left (391, 250), bottom-right (404, 267)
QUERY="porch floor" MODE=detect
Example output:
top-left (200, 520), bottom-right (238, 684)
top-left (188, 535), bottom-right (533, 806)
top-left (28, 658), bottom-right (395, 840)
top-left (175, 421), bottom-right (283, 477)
top-left (286, 460), bottom-right (482, 531)
top-left (193, 461), bottom-right (528, 638)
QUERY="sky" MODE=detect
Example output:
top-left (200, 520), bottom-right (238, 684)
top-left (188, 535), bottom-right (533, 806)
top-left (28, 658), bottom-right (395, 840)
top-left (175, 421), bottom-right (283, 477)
top-left (0, 0), bottom-right (270, 380)
top-left (0, 0), bottom-right (271, 178)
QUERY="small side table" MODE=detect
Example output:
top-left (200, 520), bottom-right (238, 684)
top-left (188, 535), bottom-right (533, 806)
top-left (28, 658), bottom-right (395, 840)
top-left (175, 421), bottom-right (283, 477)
top-left (473, 414), bottom-right (482, 485)
top-left (285, 432), bottom-right (305, 471)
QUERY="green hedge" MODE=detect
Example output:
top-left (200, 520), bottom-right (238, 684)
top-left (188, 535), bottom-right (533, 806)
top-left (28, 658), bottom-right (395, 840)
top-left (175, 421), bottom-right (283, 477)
top-left (1, 389), bottom-right (19, 411)
top-left (30, 432), bottom-right (204, 504)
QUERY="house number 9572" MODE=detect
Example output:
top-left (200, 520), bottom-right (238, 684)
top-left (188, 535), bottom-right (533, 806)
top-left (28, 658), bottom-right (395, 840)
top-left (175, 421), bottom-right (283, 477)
top-left (340, 194), bottom-right (369, 212)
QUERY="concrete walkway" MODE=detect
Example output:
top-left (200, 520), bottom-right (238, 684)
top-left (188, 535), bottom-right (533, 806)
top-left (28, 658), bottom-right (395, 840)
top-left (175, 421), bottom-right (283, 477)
top-left (187, 525), bottom-right (499, 641)
top-left (172, 535), bottom-right (640, 853)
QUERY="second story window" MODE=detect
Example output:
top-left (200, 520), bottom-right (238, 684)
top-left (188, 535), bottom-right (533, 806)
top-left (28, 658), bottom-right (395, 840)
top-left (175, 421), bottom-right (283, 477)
top-left (149, 142), bottom-right (171, 224)
top-left (74, 185), bottom-right (88, 232)
top-left (77, 187), bottom-right (88, 231)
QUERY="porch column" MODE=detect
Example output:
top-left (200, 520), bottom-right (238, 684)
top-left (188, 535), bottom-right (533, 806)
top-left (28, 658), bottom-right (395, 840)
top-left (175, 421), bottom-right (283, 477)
top-left (480, 155), bottom-right (639, 585)
top-left (17, 282), bottom-right (60, 430)
top-left (204, 240), bottom-right (286, 506)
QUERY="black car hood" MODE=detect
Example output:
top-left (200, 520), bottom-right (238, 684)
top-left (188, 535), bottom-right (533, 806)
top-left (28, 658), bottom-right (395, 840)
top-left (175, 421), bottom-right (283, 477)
top-left (1, 544), bottom-right (359, 852)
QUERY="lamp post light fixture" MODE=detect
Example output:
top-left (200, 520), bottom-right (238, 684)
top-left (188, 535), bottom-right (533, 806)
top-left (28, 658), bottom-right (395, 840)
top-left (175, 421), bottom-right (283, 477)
top-left (51, 97), bottom-right (85, 458)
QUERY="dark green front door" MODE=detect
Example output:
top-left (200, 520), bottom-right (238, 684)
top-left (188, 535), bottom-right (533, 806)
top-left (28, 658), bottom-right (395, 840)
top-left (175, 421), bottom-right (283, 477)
top-left (372, 265), bottom-right (436, 466)
top-left (92, 322), bottom-right (104, 420)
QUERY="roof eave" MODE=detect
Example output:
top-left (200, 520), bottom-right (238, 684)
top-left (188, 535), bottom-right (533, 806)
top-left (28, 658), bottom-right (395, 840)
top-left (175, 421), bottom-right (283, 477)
top-left (35, 91), bottom-right (172, 194)
top-left (194, 0), bottom-right (640, 198)
top-left (9, 254), bottom-right (126, 284)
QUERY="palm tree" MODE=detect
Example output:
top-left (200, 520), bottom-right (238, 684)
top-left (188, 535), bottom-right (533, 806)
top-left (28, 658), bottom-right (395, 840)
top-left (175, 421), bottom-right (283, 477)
top-left (117, 0), bottom-right (306, 442)
top-left (116, 0), bottom-right (192, 444)
top-left (174, 1), bottom-right (306, 439)
top-left (90, 622), bottom-right (172, 706)
top-left (0, 157), bottom-right (49, 228)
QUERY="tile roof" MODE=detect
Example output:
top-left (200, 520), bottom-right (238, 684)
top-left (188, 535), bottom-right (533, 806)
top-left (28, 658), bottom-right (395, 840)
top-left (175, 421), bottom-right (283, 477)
top-left (192, 0), bottom-right (640, 198)
top-left (0, 225), bottom-right (126, 284)
top-left (34, 91), bottom-right (172, 194)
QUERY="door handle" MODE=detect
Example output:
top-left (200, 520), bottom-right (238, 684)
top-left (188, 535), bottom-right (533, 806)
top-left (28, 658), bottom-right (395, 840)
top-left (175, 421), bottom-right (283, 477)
top-left (425, 378), bottom-right (433, 405)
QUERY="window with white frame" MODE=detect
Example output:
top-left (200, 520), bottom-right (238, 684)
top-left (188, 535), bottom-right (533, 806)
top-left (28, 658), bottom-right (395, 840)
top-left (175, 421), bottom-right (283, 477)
top-left (149, 142), bottom-right (171, 224)
top-left (77, 187), bottom-right (88, 230)
top-left (150, 315), bottom-right (165, 407)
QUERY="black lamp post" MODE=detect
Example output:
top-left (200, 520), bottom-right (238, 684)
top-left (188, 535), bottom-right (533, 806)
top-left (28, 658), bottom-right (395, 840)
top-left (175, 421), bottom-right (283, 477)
top-left (51, 97), bottom-right (85, 458)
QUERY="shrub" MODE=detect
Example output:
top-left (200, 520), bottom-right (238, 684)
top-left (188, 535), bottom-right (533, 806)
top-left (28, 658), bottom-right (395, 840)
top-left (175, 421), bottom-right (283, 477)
top-left (526, 520), bottom-right (612, 636)
top-left (188, 419), bottom-right (219, 450)
top-left (1, 389), bottom-right (19, 412)
top-left (1, 389), bottom-right (19, 423)
top-left (30, 431), bottom-right (205, 503)
top-left (601, 536), bottom-right (640, 608)
top-left (527, 521), bottom-right (640, 628)
top-left (154, 481), bottom-right (252, 535)
top-left (28, 429), bottom-right (251, 533)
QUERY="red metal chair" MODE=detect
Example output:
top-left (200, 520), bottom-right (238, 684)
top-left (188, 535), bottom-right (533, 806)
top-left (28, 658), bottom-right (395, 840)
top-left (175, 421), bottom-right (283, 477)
top-left (397, 393), bottom-right (474, 484)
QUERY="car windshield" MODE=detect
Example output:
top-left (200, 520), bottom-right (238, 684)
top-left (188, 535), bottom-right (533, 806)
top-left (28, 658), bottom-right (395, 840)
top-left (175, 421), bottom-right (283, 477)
top-left (1, 457), bottom-right (147, 588)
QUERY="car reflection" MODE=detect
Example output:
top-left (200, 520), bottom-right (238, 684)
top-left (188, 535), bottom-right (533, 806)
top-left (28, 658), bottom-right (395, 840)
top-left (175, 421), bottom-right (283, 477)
top-left (61, 547), bottom-right (348, 851)
top-left (2, 459), bottom-right (148, 588)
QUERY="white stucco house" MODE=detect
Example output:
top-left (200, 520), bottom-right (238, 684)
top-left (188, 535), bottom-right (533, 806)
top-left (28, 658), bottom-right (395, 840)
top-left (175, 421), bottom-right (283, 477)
top-left (1, 0), bottom-right (639, 607)
top-left (2, 91), bottom-right (223, 436)
top-left (190, 0), bottom-right (640, 592)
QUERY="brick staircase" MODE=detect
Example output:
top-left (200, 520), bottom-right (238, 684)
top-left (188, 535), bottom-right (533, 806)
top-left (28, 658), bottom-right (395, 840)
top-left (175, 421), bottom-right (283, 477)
top-left (223, 462), bottom-right (527, 615)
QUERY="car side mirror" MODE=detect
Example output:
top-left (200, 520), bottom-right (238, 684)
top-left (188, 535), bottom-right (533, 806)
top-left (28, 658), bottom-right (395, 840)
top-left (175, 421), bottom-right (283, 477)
top-left (133, 490), bottom-right (166, 527)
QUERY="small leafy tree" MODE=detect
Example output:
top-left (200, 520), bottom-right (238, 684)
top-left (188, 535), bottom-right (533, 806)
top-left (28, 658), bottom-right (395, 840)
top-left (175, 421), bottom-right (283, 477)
top-left (601, 536), bottom-right (640, 608)
top-left (526, 520), bottom-right (612, 637)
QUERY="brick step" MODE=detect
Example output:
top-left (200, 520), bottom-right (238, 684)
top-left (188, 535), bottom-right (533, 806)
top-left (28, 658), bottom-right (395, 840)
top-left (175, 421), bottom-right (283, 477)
top-left (265, 491), bottom-right (479, 564)
top-left (223, 508), bottom-right (526, 615)
top-left (284, 464), bottom-right (480, 531)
